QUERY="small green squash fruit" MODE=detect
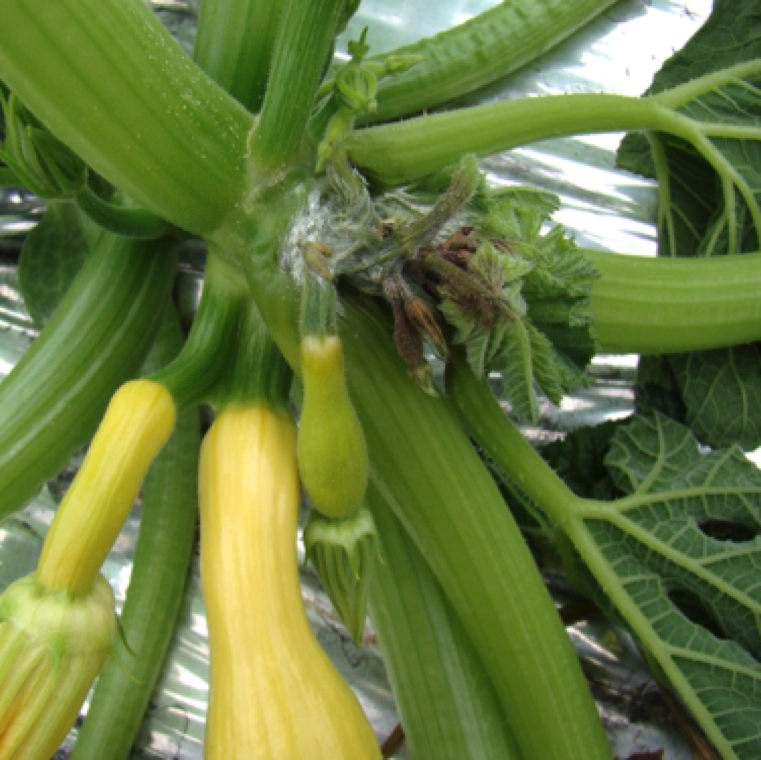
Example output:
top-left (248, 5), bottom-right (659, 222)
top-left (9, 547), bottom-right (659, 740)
top-left (298, 335), bottom-right (368, 519)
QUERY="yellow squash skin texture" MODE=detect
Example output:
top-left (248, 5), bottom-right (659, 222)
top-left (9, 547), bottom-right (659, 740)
top-left (297, 336), bottom-right (368, 519)
top-left (199, 405), bottom-right (381, 760)
top-left (37, 380), bottom-right (176, 595)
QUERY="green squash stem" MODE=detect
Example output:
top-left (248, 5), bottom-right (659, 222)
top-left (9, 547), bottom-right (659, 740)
top-left (0, 233), bottom-right (177, 523)
top-left (367, 481), bottom-right (521, 760)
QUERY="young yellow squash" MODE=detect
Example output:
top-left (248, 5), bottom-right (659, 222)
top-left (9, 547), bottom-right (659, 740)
top-left (37, 379), bottom-right (176, 595)
top-left (199, 405), bottom-right (381, 760)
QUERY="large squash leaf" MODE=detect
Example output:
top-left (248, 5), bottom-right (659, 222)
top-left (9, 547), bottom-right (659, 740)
top-left (563, 412), bottom-right (761, 760)
top-left (618, 0), bottom-right (761, 258)
top-left (669, 346), bottom-right (761, 451)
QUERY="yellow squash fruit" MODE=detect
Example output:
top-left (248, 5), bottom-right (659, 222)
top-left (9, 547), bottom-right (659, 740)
top-left (37, 379), bottom-right (176, 595)
top-left (199, 405), bottom-right (381, 760)
top-left (297, 336), bottom-right (368, 519)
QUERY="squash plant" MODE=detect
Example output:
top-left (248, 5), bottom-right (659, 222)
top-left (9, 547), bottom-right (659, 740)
top-left (0, 0), bottom-right (761, 759)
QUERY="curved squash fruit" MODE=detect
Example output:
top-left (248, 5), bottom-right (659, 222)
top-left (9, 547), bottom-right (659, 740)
top-left (199, 404), bottom-right (381, 760)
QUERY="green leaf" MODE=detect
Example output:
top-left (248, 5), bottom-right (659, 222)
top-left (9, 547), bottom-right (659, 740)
top-left (618, 1), bottom-right (761, 455)
top-left (18, 201), bottom-right (101, 328)
top-left (541, 421), bottom-right (619, 501)
top-left (486, 185), bottom-right (560, 217)
top-left (441, 189), bottom-right (598, 421)
top-left (522, 225), bottom-right (598, 300)
top-left (466, 317), bottom-right (508, 379)
top-left (668, 345), bottom-right (761, 451)
top-left (568, 412), bottom-right (761, 760)
top-left (635, 347), bottom-right (761, 453)
top-left (481, 198), bottom-right (545, 242)
top-left (404, 158), bottom-right (489, 204)
top-left (536, 322), bottom-right (595, 392)
top-left (501, 319), bottom-right (536, 423)
top-left (618, 0), bottom-right (761, 257)
top-left (527, 322), bottom-right (564, 407)
top-left (468, 240), bottom-right (534, 294)
top-left (635, 355), bottom-right (688, 424)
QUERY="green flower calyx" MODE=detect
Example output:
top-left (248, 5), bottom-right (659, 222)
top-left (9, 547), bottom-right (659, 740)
top-left (304, 505), bottom-right (379, 646)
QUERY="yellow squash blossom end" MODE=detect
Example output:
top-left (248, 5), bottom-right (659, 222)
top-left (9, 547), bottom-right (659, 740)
top-left (0, 572), bottom-right (116, 760)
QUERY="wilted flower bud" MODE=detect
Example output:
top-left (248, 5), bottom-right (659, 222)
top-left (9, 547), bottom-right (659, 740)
top-left (304, 506), bottom-right (378, 646)
top-left (403, 293), bottom-right (449, 360)
top-left (0, 572), bottom-right (116, 759)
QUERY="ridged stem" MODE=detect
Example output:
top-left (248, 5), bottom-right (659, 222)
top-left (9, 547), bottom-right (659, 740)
top-left (0, 233), bottom-right (177, 523)
top-left (0, 0), bottom-right (254, 235)
top-left (340, 293), bottom-right (612, 760)
top-left (445, 357), bottom-right (578, 526)
top-left (251, 0), bottom-right (344, 168)
top-left (212, 299), bottom-right (293, 412)
top-left (359, 0), bottom-right (620, 124)
top-left (70, 307), bottom-right (201, 760)
top-left (587, 249), bottom-right (761, 354)
top-left (240, 177), bottom-right (316, 365)
top-left (345, 92), bottom-right (664, 186)
top-left (194, 0), bottom-right (286, 112)
top-left (367, 482), bottom-right (521, 760)
top-left (149, 248), bottom-right (251, 410)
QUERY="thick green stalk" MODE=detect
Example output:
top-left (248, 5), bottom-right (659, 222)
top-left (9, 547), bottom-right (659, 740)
top-left (194, 0), bottom-right (285, 112)
top-left (345, 93), bottom-right (665, 186)
top-left (241, 257), bottom-right (611, 757)
top-left (239, 177), bottom-right (317, 365)
top-left (212, 299), bottom-right (293, 413)
top-left (70, 308), bottom-right (200, 760)
top-left (251, 0), bottom-right (345, 168)
top-left (341, 293), bottom-right (612, 760)
top-left (0, 233), bottom-right (177, 523)
top-left (0, 0), bottom-right (254, 235)
top-left (149, 249), bottom-right (251, 410)
top-left (360, 0), bottom-right (619, 125)
top-left (367, 482), bottom-right (521, 760)
top-left (446, 358), bottom-right (578, 526)
top-left (587, 249), bottom-right (761, 354)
